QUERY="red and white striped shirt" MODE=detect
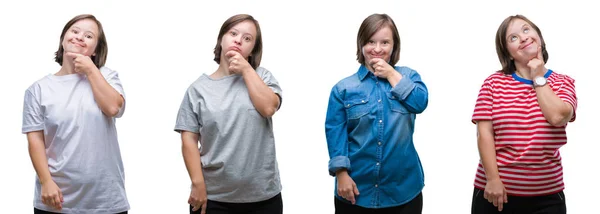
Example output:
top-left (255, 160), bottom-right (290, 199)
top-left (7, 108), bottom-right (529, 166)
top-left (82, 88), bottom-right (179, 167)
top-left (471, 70), bottom-right (577, 196)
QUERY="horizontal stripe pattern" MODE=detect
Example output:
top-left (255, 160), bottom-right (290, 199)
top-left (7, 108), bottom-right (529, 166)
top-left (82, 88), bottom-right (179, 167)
top-left (471, 71), bottom-right (577, 196)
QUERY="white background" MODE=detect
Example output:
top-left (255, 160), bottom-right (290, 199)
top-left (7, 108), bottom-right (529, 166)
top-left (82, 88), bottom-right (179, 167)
top-left (1, 0), bottom-right (598, 213)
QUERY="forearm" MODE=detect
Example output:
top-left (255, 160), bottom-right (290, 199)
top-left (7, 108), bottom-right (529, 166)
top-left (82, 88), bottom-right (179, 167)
top-left (477, 122), bottom-right (501, 181)
top-left (182, 134), bottom-right (205, 185)
top-left (242, 69), bottom-right (279, 117)
top-left (27, 132), bottom-right (52, 184)
top-left (87, 69), bottom-right (124, 117)
top-left (535, 85), bottom-right (573, 126)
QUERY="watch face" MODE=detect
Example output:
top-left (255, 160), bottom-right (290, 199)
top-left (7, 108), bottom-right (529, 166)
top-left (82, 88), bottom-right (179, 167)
top-left (535, 77), bottom-right (546, 86)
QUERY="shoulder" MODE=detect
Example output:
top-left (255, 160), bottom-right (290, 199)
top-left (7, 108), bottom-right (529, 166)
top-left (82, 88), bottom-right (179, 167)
top-left (25, 75), bottom-right (52, 96)
top-left (394, 66), bottom-right (417, 74)
top-left (549, 70), bottom-right (575, 84)
top-left (332, 72), bottom-right (362, 93)
top-left (482, 71), bottom-right (510, 84)
top-left (255, 66), bottom-right (274, 77)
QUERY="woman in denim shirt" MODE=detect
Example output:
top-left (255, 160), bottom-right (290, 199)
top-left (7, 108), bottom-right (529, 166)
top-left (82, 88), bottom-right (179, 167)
top-left (325, 13), bottom-right (429, 214)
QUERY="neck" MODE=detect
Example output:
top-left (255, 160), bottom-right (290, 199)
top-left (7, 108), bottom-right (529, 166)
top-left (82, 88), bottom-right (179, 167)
top-left (56, 59), bottom-right (76, 75)
top-left (211, 61), bottom-right (232, 78)
top-left (514, 62), bottom-right (532, 80)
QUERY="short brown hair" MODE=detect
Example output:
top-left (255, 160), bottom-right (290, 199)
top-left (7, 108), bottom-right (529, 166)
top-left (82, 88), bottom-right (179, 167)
top-left (55, 14), bottom-right (108, 68)
top-left (495, 14), bottom-right (548, 75)
top-left (213, 14), bottom-right (263, 69)
top-left (356, 13), bottom-right (401, 66)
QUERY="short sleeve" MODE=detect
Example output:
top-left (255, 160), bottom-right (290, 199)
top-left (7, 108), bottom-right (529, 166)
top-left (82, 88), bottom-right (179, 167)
top-left (257, 67), bottom-right (283, 109)
top-left (100, 67), bottom-right (126, 118)
top-left (174, 88), bottom-right (202, 134)
top-left (556, 75), bottom-right (577, 122)
top-left (472, 78), bottom-right (493, 124)
top-left (22, 88), bottom-right (44, 134)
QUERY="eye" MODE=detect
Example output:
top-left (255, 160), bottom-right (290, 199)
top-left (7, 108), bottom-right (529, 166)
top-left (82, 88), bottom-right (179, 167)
top-left (85, 34), bottom-right (93, 39)
top-left (72, 29), bottom-right (79, 34)
top-left (383, 41), bottom-right (390, 45)
top-left (510, 35), bottom-right (518, 42)
top-left (368, 40), bottom-right (375, 44)
top-left (244, 36), bottom-right (252, 42)
top-left (230, 31), bottom-right (237, 36)
top-left (523, 28), bottom-right (530, 34)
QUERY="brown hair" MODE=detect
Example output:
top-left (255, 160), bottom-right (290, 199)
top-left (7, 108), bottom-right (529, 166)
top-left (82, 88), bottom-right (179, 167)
top-left (495, 14), bottom-right (548, 74)
top-left (55, 14), bottom-right (108, 68)
top-left (213, 14), bottom-right (263, 69)
top-left (356, 13), bottom-right (401, 66)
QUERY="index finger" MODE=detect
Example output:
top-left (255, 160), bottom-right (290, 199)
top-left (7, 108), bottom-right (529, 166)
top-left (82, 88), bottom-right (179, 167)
top-left (537, 45), bottom-right (543, 59)
top-left (347, 192), bottom-right (356, 204)
top-left (65, 52), bottom-right (83, 59)
top-left (225, 50), bottom-right (238, 58)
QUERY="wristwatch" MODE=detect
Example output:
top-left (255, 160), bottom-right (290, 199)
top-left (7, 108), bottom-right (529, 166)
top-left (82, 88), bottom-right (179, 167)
top-left (533, 76), bottom-right (547, 88)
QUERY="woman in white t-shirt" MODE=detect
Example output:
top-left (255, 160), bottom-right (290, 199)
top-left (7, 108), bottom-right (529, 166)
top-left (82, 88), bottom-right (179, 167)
top-left (22, 14), bottom-right (129, 214)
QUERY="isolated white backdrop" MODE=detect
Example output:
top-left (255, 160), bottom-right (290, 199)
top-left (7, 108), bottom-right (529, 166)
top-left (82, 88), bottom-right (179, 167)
top-left (1, 0), bottom-right (597, 213)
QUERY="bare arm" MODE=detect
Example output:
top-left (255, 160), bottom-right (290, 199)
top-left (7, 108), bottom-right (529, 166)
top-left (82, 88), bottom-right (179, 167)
top-left (181, 131), bottom-right (205, 185)
top-left (477, 120), bottom-right (507, 211)
top-left (87, 69), bottom-right (124, 117)
top-left (535, 85), bottom-right (573, 127)
top-left (27, 131), bottom-right (63, 209)
top-left (181, 131), bottom-right (207, 213)
top-left (68, 52), bottom-right (124, 117)
top-left (241, 69), bottom-right (280, 117)
top-left (27, 131), bottom-right (52, 184)
top-left (477, 121), bottom-right (499, 181)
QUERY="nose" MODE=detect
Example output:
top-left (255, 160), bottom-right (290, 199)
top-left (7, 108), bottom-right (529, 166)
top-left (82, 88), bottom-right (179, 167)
top-left (374, 43), bottom-right (383, 53)
top-left (234, 35), bottom-right (242, 45)
top-left (75, 33), bottom-right (84, 41)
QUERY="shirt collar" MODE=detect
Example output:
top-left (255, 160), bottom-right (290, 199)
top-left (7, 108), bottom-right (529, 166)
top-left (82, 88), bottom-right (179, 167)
top-left (512, 69), bottom-right (553, 84)
top-left (357, 64), bottom-right (371, 81)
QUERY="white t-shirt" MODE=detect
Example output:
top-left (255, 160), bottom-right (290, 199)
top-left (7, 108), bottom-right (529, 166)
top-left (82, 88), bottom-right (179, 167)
top-left (22, 67), bottom-right (130, 213)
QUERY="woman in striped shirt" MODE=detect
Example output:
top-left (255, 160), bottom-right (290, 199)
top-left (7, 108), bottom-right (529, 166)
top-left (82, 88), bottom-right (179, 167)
top-left (471, 15), bottom-right (577, 214)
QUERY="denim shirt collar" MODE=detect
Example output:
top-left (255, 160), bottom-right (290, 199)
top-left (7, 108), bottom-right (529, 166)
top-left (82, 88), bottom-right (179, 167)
top-left (357, 64), bottom-right (371, 81)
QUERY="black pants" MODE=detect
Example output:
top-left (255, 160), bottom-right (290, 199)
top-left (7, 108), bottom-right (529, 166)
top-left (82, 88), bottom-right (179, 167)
top-left (34, 208), bottom-right (127, 214)
top-left (190, 193), bottom-right (282, 214)
top-left (334, 192), bottom-right (423, 214)
top-left (471, 187), bottom-right (566, 214)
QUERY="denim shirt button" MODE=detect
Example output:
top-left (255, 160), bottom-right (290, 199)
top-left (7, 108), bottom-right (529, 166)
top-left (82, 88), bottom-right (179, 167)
top-left (378, 99), bottom-right (381, 103)
top-left (375, 184), bottom-right (378, 188)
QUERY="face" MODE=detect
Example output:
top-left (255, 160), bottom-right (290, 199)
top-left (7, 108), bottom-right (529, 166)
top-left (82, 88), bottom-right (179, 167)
top-left (362, 26), bottom-right (394, 71)
top-left (61, 18), bottom-right (99, 57)
top-left (505, 18), bottom-right (542, 63)
top-left (220, 20), bottom-right (257, 59)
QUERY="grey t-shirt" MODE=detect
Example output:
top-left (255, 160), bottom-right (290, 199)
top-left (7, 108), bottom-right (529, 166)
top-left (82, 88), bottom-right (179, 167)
top-left (174, 67), bottom-right (283, 203)
top-left (22, 67), bottom-right (129, 213)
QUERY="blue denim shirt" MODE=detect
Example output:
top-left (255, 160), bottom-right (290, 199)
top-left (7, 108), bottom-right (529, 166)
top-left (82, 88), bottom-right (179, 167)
top-left (325, 65), bottom-right (428, 208)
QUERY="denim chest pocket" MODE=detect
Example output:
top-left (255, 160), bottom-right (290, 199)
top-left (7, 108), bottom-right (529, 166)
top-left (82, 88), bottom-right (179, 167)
top-left (344, 97), bottom-right (371, 120)
top-left (387, 92), bottom-right (409, 114)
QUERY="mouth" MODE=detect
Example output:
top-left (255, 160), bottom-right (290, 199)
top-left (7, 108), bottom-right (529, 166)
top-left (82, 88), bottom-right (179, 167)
top-left (520, 41), bottom-right (534, 50)
top-left (69, 40), bottom-right (85, 47)
top-left (370, 54), bottom-right (385, 59)
top-left (229, 46), bottom-right (242, 52)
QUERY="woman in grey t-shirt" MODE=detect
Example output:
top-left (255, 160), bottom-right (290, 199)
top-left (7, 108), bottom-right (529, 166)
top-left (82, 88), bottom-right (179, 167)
top-left (174, 14), bottom-right (283, 214)
top-left (22, 14), bottom-right (129, 214)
